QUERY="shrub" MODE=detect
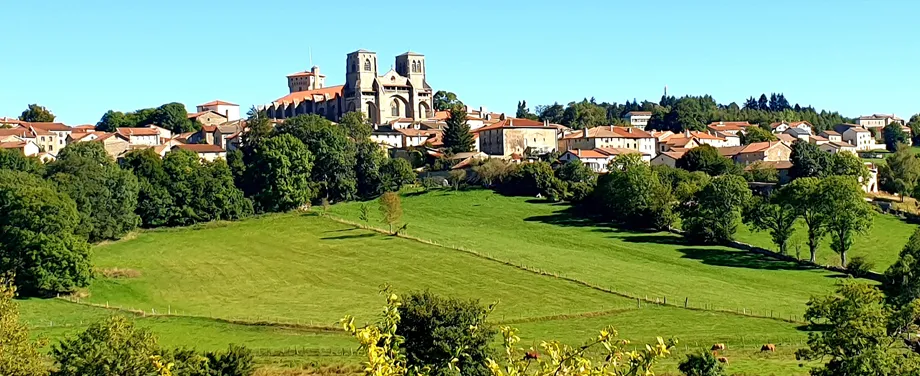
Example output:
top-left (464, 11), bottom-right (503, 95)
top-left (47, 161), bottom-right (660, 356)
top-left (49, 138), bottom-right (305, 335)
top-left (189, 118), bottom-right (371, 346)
top-left (678, 350), bottom-right (724, 376)
top-left (52, 316), bottom-right (159, 376)
top-left (847, 256), bottom-right (875, 278)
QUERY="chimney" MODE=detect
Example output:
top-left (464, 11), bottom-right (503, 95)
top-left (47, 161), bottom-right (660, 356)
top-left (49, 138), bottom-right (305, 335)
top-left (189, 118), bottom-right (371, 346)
top-left (480, 106), bottom-right (487, 114)
top-left (509, 118), bottom-right (514, 127)
top-left (577, 149), bottom-right (581, 157)
top-left (543, 119), bottom-right (548, 127)
top-left (684, 129), bottom-right (691, 137)
top-left (609, 125), bottom-right (613, 132)
top-left (583, 128), bottom-right (589, 139)
top-left (628, 127), bottom-right (633, 133)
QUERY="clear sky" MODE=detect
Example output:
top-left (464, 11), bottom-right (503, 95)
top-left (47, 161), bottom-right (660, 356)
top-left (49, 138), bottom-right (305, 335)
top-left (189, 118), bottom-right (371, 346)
top-left (2, 0), bottom-right (918, 125)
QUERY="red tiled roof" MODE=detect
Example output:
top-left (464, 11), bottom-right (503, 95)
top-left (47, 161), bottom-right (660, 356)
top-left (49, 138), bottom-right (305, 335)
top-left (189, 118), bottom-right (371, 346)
top-left (199, 100), bottom-right (237, 106)
top-left (718, 146), bottom-right (746, 157)
top-left (560, 126), bottom-right (653, 139)
top-left (776, 134), bottom-right (797, 143)
top-left (116, 127), bottom-right (160, 137)
top-left (474, 118), bottom-right (560, 132)
top-left (274, 85), bottom-right (344, 104)
top-left (175, 144), bottom-right (225, 153)
top-left (739, 141), bottom-right (785, 154)
top-left (658, 151), bottom-right (686, 160)
top-left (0, 141), bottom-right (27, 149)
top-left (27, 122), bottom-right (71, 131)
top-left (0, 128), bottom-right (34, 138)
top-left (821, 130), bottom-right (840, 136)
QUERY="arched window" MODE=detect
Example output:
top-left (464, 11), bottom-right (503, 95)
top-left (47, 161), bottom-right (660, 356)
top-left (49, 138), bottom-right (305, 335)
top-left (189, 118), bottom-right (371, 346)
top-left (364, 59), bottom-right (371, 71)
top-left (391, 100), bottom-right (400, 117)
top-left (411, 61), bottom-right (417, 73)
top-left (418, 61), bottom-right (422, 73)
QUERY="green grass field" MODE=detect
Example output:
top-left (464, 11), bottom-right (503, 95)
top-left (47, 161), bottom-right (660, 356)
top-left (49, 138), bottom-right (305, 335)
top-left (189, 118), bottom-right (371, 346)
top-left (22, 188), bottom-right (916, 375)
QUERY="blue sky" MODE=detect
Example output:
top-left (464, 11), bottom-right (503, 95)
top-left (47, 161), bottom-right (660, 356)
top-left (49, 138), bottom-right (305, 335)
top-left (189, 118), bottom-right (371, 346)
top-left (1, 0), bottom-right (918, 125)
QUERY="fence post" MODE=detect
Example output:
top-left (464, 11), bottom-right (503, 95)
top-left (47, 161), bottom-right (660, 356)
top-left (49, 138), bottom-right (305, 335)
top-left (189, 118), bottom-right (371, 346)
top-left (684, 297), bottom-right (689, 308)
top-left (636, 297), bottom-right (641, 308)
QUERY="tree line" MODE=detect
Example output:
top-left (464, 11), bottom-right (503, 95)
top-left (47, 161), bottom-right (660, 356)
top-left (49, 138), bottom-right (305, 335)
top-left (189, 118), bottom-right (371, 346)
top-left (0, 109), bottom-right (417, 297)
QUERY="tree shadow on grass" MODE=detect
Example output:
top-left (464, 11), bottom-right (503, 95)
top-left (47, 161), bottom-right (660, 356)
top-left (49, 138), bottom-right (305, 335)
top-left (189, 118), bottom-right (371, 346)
top-left (676, 247), bottom-right (816, 271)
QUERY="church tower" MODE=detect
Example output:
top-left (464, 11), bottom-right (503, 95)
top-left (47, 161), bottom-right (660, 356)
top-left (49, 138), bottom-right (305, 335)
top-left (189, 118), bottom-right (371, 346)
top-left (345, 49), bottom-right (379, 123)
top-left (395, 52), bottom-right (425, 88)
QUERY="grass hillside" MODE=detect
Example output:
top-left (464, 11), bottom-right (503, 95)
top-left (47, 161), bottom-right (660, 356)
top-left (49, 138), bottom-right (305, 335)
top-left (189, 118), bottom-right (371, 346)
top-left (25, 188), bottom-right (911, 374)
top-left (331, 190), bottom-right (851, 319)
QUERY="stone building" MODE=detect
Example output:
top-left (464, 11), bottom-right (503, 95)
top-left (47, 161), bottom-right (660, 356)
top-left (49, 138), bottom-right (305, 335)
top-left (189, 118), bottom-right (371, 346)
top-left (475, 118), bottom-right (560, 157)
top-left (262, 49), bottom-right (434, 125)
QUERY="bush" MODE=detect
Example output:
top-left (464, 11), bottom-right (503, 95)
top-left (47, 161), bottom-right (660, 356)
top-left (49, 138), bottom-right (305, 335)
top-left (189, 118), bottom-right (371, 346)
top-left (678, 350), bottom-right (724, 376)
top-left (847, 256), bottom-right (874, 278)
top-left (52, 316), bottom-right (159, 376)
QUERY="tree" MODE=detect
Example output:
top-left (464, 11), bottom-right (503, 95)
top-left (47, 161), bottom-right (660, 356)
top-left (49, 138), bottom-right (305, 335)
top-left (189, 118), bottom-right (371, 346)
top-left (0, 148), bottom-right (45, 176)
top-left (397, 291), bottom-right (495, 376)
top-left (0, 170), bottom-right (92, 295)
top-left (677, 350), bottom-right (724, 376)
top-left (473, 158), bottom-right (512, 187)
top-left (817, 176), bottom-right (873, 267)
top-left (827, 151), bottom-right (870, 183)
top-left (52, 316), bottom-right (160, 376)
top-left (120, 149), bottom-right (174, 227)
top-left (909, 114), bottom-right (920, 145)
top-left (561, 99), bottom-right (606, 129)
top-left (247, 134), bottom-right (315, 212)
top-left (354, 140), bottom-right (386, 199)
top-left (381, 158), bottom-right (416, 192)
top-left (498, 162), bottom-right (557, 198)
top-left (593, 154), bottom-right (670, 229)
top-left (883, 122), bottom-right (909, 152)
top-left (0, 278), bottom-right (48, 376)
top-left (536, 103), bottom-right (565, 124)
top-left (48, 142), bottom-right (140, 242)
top-left (95, 110), bottom-right (134, 132)
top-left (757, 94), bottom-right (769, 111)
top-left (515, 100), bottom-right (538, 120)
top-left (795, 280), bottom-right (920, 376)
top-left (19, 104), bottom-right (55, 122)
top-left (680, 174), bottom-right (752, 243)
top-left (883, 228), bottom-right (920, 307)
top-left (743, 161), bottom-right (778, 183)
top-left (744, 186), bottom-right (798, 255)
top-left (340, 111), bottom-right (372, 140)
top-left (151, 102), bottom-right (197, 133)
top-left (881, 144), bottom-right (920, 201)
top-left (276, 114), bottom-right (357, 202)
top-left (448, 169), bottom-right (466, 190)
top-left (783, 177), bottom-right (826, 263)
top-left (378, 192), bottom-right (402, 234)
top-left (740, 126), bottom-right (777, 144)
top-left (443, 106), bottom-right (474, 153)
top-left (433, 91), bottom-right (462, 111)
top-left (789, 140), bottom-right (829, 179)
top-left (676, 145), bottom-right (737, 176)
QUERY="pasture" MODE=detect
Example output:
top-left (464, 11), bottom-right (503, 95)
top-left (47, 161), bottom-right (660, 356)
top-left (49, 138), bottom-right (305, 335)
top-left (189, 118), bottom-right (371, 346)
top-left (22, 188), bottom-right (916, 374)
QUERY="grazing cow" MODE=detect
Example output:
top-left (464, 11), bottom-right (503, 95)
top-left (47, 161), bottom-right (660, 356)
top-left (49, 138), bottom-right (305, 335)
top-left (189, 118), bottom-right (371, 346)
top-left (711, 343), bottom-right (726, 351)
top-left (761, 344), bottom-right (776, 352)
top-left (717, 357), bottom-right (729, 364)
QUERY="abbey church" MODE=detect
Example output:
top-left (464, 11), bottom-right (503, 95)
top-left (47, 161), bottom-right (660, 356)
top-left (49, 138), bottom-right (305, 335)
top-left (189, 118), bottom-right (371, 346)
top-left (261, 49), bottom-right (434, 125)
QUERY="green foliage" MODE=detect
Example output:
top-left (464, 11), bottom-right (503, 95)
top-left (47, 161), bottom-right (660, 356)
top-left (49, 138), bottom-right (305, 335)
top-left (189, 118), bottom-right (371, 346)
top-left (96, 110), bottom-right (136, 132)
top-left (152, 102), bottom-right (197, 134)
top-left (847, 256), bottom-right (874, 278)
top-left (0, 278), bottom-right (48, 376)
top-left (397, 291), bottom-right (495, 376)
top-left (826, 152), bottom-right (870, 183)
top-left (817, 176), bottom-right (873, 267)
top-left (433, 91), bottom-right (462, 111)
top-left (796, 280), bottom-right (920, 376)
top-left (676, 145), bottom-right (738, 176)
top-left (741, 125), bottom-right (777, 144)
top-left (536, 103), bottom-right (565, 124)
top-left (743, 161), bottom-right (779, 183)
top-left (19, 103), bottom-right (55, 122)
top-left (473, 158), bottom-right (512, 187)
top-left (680, 174), bottom-right (752, 243)
top-left (782, 177), bottom-right (826, 263)
top-left (276, 114), bottom-right (357, 202)
top-left (47, 142), bottom-right (139, 242)
top-left (200, 345), bottom-right (254, 376)
top-left (120, 149), bottom-right (173, 227)
top-left (0, 147), bottom-right (45, 175)
top-left (448, 169), bottom-right (466, 190)
top-left (654, 165), bottom-right (711, 202)
top-left (790, 140), bottom-right (829, 179)
top-left (744, 185), bottom-right (798, 254)
top-left (160, 149), bottom-right (252, 226)
top-left (0, 170), bottom-right (92, 295)
top-left (593, 154), bottom-right (673, 229)
top-left (677, 350), bottom-right (724, 376)
top-left (246, 134), bottom-right (314, 212)
top-left (355, 141), bottom-right (386, 199)
top-left (498, 162), bottom-right (556, 198)
top-left (883, 123), bottom-right (909, 152)
top-left (884, 228), bottom-right (920, 307)
top-left (379, 192), bottom-right (402, 234)
top-left (382, 158), bottom-right (416, 192)
top-left (443, 107), bottom-right (474, 153)
top-left (515, 100), bottom-right (538, 120)
top-left (555, 160), bottom-right (598, 203)
top-left (879, 144), bottom-right (920, 200)
top-left (340, 111), bottom-right (372, 140)
top-left (561, 99), bottom-right (607, 129)
top-left (52, 316), bottom-right (160, 376)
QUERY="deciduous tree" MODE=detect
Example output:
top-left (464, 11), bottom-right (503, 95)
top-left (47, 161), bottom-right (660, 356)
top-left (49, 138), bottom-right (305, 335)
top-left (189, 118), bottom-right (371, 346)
top-left (884, 122), bottom-right (909, 152)
top-left (381, 158), bottom-right (416, 192)
top-left (276, 114), bottom-right (357, 202)
top-left (378, 191), bottom-right (402, 234)
top-left (340, 111), bottom-right (372, 140)
top-left (789, 140), bottom-right (829, 179)
top-left (52, 316), bottom-right (159, 376)
top-left (151, 102), bottom-right (197, 134)
top-left (740, 126), bottom-right (777, 144)
top-left (0, 148), bottom-right (45, 175)
top-left (0, 278), bottom-right (48, 376)
top-left (680, 174), bottom-right (752, 243)
top-left (817, 176), bottom-right (873, 267)
top-left (783, 177), bottom-right (825, 263)
top-left (247, 134), bottom-right (314, 212)
top-left (676, 145), bottom-right (738, 176)
top-left (883, 228), bottom-right (920, 307)
top-left (744, 186), bottom-right (798, 255)
top-left (19, 104), bottom-right (55, 122)
top-left (433, 91), bottom-right (462, 111)
top-left (880, 144), bottom-right (920, 201)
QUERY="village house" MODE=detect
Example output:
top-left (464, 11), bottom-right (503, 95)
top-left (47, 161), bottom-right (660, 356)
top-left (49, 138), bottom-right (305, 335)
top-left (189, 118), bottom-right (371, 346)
top-left (650, 150), bottom-right (687, 168)
top-left (0, 139), bottom-right (40, 156)
top-left (706, 121), bottom-right (756, 135)
top-left (559, 126), bottom-right (657, 157)
top-left (770, 121), bottom-right (813, 134)
top-left (820, 141), bottom-right (858, 154)
top-left (623, 111), bottom-right (652, 130)
top-left (560, 148), bottom-right (651, 173)
top-left (116, 127), bottom-right (161, 146)
top-left (856, 114), bottom-right (904, 131)
top-left (172, 144), bottom-right (226, 162)
top-left (783, 127), bottom-right (811, 142)
top-left (808, 135), bottom-right (830, 145)
top-left (94, 133), bottom-right (130, 158)
top-left (475, 118), bottom-right (559, 157)
top-left (775, 133), bottom-right (796, 144)
top-left (27, 122), bottom-right (71, 153)
top-left (819, 130), bottom-right (842, 143)
top-left (745, 161), bottom-right (794, 183)
top-left (731, 141), bottom-right (792, 165)
top-left (841, 126), bottom-right (874, 151)
top-left (188, 111), bottom-right (228, 127)
top-left (657, 130), bottom-right (736, 152)
top-left (196, 100), bottom-right (241, 122)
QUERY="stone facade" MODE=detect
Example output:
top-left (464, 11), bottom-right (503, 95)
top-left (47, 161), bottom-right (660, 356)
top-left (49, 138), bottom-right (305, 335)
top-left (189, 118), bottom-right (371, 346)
top-left (476, 118), bottom-right (559, 157)
top-left (263, 49), bottom-right (434, 125)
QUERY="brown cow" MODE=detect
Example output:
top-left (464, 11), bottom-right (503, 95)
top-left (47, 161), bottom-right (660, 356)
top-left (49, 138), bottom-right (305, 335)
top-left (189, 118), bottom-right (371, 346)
top-left (761, 344), bottom-right (776, 352)
top-left (711, 343), bottom-right (726, 351)
top-left (717, 357), bottom-right (729, 364)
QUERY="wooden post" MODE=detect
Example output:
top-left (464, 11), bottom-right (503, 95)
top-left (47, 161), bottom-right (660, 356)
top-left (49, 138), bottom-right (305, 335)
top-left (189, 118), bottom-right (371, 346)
top-left (684, 297), bottom-right (689, 308)
top-left (637, 297), bottom-right (641, 308)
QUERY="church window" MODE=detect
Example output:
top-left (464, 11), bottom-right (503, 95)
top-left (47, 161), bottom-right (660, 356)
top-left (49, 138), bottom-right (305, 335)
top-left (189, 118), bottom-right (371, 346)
top-left (411, 61), bottom-right (417, 73)
top-left (364, 59), bottom-right (371, 71)
top-left (391, 100), bottom-right (400, 117)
